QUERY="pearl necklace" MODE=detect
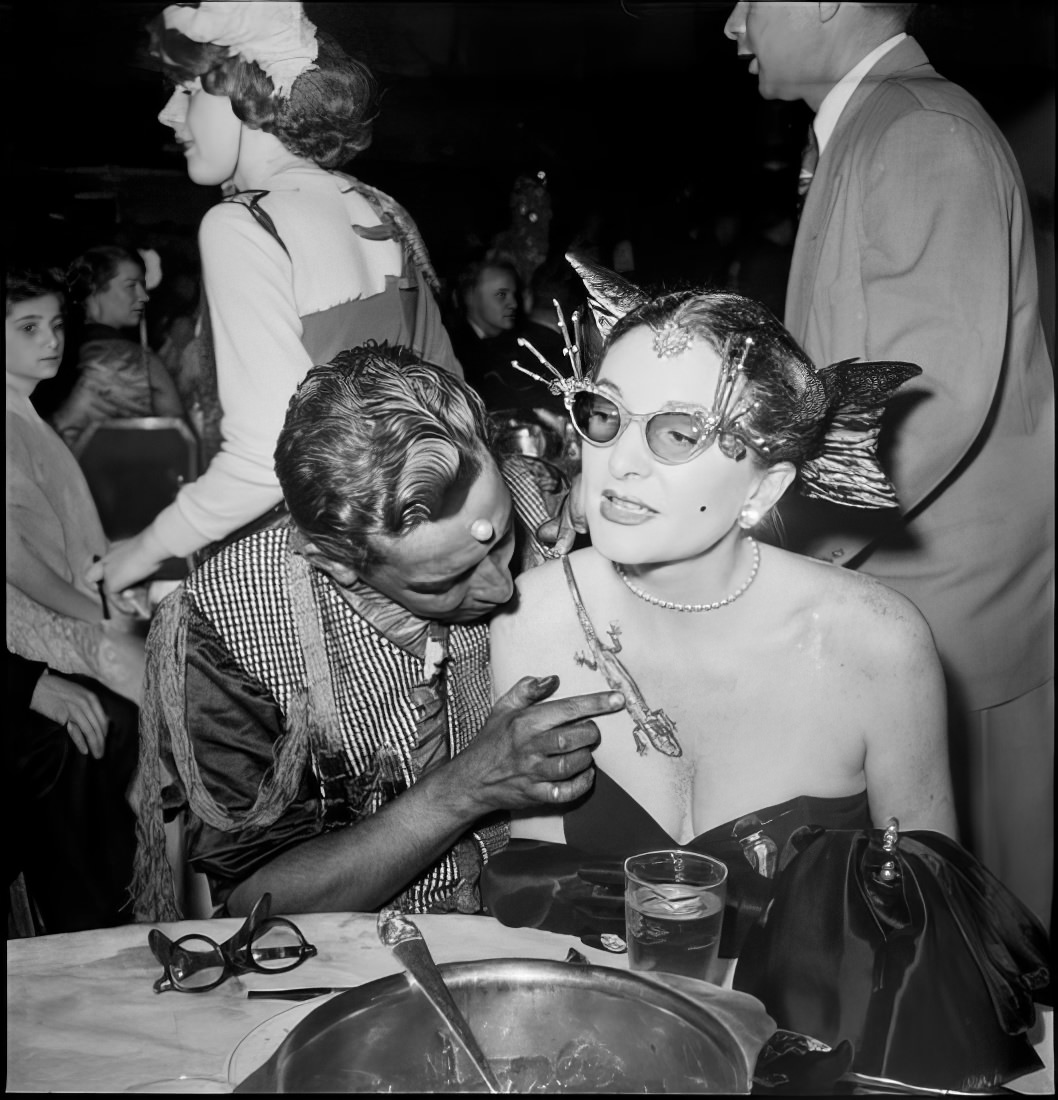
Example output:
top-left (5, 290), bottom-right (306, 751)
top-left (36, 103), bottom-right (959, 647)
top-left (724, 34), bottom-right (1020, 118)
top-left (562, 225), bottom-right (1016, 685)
top-left (613, 537), bottom-right (761, 613)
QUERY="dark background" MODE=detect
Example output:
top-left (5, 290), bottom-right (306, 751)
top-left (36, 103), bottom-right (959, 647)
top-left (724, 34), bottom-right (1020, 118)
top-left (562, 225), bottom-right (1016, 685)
top-left (2, 1), bottom-right (1054, 341)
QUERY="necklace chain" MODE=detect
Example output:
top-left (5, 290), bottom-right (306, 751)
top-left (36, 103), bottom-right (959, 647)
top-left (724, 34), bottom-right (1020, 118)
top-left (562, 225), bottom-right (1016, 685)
top-left (613, 537), bottom-right (761, 613)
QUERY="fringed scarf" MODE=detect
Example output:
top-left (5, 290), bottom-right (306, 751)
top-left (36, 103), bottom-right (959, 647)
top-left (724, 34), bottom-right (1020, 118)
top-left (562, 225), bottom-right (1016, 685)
top-left (131, 550), bottom-right (338, 921)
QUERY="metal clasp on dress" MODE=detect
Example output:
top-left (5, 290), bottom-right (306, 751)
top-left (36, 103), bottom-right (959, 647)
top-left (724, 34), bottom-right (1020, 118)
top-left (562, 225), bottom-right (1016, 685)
top-left (875, 817), bottom-right (900, 884)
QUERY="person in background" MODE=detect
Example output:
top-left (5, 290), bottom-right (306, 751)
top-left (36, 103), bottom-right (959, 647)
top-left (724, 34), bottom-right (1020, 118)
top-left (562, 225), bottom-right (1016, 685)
top-left (6, 268), bottom-right (141, 933)
top-left (446, 255), bottom-right (566, 419)
top-left (91, 0), bottom-right (458, 595)
top-left (133, 343), bottom-right (622, 922)
top-left (724, 0), bottom-right (1053, 927)
top-left (525, 253), bottom-right (585, 338)
top-left (50, 245), bottom-right (186, 454)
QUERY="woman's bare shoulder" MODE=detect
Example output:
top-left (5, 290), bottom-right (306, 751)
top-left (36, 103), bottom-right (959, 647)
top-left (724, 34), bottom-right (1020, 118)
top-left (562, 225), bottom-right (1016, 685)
top-left (512, 547), bottom-right (599, 599)
top-left (494, 549), bottom-right (596, 634)
top-left (779, 548), bottom-right (936, 658)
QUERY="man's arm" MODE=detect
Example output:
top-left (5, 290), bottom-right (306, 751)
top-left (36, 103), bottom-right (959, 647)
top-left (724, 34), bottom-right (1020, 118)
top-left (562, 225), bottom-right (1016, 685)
top-left (177, 605), bottom-right (623, 916)
top-left (224, 675), bottom-right (621, 916)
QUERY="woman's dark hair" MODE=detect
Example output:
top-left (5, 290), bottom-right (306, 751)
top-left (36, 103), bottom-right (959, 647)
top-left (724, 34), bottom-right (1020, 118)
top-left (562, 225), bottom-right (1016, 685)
top-left (6, 268), bottom-right (67, 313)
top-left (64, 246), bottom-right (145, 309)
top-left (606, 290), bottom-right (826, 468)
top-left (148, 18), bottom-right (378, 168)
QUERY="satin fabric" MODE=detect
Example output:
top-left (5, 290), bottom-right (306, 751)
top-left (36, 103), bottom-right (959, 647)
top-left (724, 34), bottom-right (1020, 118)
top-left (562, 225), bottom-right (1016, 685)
top-left (733, 825), bottom-right (1051, 1090)
top-left (481, 768), bottom-right (870, 957)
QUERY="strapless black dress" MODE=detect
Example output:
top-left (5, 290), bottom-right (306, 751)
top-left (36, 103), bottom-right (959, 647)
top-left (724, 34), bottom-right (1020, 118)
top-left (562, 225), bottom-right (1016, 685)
top-left (565, 767), bottom-right (869, 858)
top-left (481, 768), bottom-right (871, 957)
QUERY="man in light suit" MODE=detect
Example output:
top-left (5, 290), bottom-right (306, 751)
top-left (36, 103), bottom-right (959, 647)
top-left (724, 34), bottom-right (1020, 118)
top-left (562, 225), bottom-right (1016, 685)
top-left (725, 1), bottom-right (1054, 927)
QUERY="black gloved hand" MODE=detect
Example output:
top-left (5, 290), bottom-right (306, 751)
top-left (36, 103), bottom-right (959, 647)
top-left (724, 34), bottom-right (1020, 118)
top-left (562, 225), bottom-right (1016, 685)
top-left (482, 840), bottom-right (625, 941)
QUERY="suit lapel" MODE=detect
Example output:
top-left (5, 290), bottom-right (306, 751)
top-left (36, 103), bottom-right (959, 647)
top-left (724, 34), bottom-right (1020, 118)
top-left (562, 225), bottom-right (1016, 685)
top-left (786, 37), bottom-right (936, 339)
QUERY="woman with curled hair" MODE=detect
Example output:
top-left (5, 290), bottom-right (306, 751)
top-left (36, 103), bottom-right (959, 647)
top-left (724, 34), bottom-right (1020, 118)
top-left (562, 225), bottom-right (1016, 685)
top-left (51, 245), bottom-right (185, 453)
top-left (91, 2), bottom-right (460, 597)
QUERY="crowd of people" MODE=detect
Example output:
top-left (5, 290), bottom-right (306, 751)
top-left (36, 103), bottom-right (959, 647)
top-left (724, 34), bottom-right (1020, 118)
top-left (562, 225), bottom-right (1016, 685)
top-left (6, 3), bottom-right (1052, 1077)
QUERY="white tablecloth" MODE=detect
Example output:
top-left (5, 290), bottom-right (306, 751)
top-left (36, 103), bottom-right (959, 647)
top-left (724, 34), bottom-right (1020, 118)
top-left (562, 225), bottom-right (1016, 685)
top-left (7, 910), bottom-right (1052, 1093)
top-left (6, 912), bottom-right (630, 1092)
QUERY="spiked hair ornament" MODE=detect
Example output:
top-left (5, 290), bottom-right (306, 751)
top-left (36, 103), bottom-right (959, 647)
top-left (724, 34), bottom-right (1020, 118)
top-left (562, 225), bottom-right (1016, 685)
top-left (510, 252), bottom-right (922, 511)
top-left (162, 2), bottom-right (319, 98)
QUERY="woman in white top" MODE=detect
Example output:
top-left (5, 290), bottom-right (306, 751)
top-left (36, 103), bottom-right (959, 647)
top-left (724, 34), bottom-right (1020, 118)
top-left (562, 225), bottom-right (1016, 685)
top-left (92, 2), bottom-right (459, 595)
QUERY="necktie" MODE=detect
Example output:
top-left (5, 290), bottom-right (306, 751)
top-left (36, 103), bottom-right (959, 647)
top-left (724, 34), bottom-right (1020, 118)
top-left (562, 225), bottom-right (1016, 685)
top-left (797, 124), bottom-right (819, 215)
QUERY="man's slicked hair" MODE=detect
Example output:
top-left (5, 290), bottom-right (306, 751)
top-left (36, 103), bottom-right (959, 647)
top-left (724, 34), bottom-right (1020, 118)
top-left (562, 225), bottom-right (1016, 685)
top-left (275, 342), bottom-right (493, 572)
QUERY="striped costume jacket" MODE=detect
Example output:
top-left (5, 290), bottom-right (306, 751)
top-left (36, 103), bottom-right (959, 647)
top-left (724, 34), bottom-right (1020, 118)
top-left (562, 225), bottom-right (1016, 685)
top-left (140, 456), bottom-right (564, 917)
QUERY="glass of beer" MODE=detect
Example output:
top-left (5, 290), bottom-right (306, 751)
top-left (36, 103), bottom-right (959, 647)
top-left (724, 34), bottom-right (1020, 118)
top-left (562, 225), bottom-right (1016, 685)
top-left (624, 850), bottom-right (727, 983)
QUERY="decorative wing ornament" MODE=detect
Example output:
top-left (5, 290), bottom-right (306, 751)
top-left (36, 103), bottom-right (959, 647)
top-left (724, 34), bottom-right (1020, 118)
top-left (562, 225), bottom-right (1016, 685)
top-left (508, 250), bottom-right (647, 398)
top-left (510, 252), bottom-right (923, 514)
top-left (564, 251), bottom-right (647, 341)
top-left (798, 359), bottom-right (922, 509)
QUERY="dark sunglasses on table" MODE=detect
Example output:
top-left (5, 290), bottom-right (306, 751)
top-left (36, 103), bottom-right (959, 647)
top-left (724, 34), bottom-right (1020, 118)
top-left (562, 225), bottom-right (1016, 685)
top-left (566, 387), bottom-right (731, 465)
top-left (148, 892), bottom-right (317, 994)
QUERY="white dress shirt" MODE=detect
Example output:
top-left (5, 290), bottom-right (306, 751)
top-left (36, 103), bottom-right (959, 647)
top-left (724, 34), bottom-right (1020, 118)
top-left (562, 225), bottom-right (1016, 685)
top-left (813, 33), bottom-right (907, 155)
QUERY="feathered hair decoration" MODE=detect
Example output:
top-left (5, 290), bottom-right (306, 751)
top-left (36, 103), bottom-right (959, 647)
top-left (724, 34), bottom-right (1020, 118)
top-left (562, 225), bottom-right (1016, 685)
top-left (510, 253), bottom-right (921, 512)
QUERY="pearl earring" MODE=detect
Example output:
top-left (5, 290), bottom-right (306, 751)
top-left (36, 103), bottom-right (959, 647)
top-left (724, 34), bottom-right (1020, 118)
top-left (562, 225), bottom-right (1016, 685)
top-left (738, 506), bottom-right (760, 529)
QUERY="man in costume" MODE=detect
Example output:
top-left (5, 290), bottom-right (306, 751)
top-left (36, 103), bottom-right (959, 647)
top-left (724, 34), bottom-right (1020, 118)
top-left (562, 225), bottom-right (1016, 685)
top-left (724, 1), bottom-right (1054, 926)
top-left (134, 343), bottom-right (622, 921)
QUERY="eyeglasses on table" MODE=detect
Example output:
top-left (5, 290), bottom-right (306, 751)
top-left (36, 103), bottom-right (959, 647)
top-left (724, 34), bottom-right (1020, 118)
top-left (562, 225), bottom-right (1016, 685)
top-left (148, 892), bottom-right (317, 994)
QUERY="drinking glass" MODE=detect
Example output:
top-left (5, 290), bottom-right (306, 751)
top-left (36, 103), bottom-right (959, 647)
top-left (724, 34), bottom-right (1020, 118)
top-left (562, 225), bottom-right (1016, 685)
top-left (624, 850), bottom-right (727, 983)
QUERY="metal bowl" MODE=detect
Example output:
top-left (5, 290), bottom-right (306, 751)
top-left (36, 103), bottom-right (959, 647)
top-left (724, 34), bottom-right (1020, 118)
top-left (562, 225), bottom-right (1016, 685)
top-left (236, 958), bottom-right (760, 1093)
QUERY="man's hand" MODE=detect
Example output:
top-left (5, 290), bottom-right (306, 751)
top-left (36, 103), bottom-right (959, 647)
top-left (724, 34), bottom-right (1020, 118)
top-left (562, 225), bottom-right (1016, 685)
top-left (29, 671), bottom-right (109, 759)
top-left (448, 674), bottom-right (623, 813)
top-left (222, 676), bottom-right (624, 918)
top-left (535, 472), bottom-right (587, 556)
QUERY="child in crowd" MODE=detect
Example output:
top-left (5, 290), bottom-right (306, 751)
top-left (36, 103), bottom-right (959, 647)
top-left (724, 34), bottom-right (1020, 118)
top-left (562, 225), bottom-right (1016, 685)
top-left (6, 267), bottom-right (143, 933)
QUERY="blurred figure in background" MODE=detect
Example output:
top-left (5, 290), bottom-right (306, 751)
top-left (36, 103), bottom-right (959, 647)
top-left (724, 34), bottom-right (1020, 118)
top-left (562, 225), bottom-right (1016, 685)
top-left (51, 245), bottom-right (185, 454)
top-left (6, 267), bottom-right (143, 934)
top-left (490, 171), bottom-right (552, 291)
top-left (447, 255), bottom-right (565, 421)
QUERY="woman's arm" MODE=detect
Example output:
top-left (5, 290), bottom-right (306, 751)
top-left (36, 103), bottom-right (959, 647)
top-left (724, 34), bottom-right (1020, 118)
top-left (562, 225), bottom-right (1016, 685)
top-left (7, 527), bottom-right (103, 621)
top-left (6, 584), bottom-right (145, 705)
top-left (860, 587), bottom-right (958, 837)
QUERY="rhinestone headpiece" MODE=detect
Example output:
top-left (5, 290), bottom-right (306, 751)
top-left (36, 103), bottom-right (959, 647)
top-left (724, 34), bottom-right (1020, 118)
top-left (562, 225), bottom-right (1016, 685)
top-left (509, 251), bottom-right (922, 511)
top-left (510, 300), bottom-right (771, 463)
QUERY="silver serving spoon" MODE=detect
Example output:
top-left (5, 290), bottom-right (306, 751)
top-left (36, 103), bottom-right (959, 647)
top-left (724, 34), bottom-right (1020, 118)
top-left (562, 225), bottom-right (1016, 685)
top-left (377, 907), bottom-right (501, 1093)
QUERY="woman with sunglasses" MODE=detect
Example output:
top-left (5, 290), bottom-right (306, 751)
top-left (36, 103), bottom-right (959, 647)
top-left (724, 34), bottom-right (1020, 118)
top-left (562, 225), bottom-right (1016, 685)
top-left (484, 266), bottom-right (958, 955)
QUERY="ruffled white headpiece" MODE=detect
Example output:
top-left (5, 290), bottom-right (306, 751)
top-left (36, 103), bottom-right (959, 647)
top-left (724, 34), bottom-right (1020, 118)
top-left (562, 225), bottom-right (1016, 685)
top-left (162, 1), bottom-right (319, 98)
